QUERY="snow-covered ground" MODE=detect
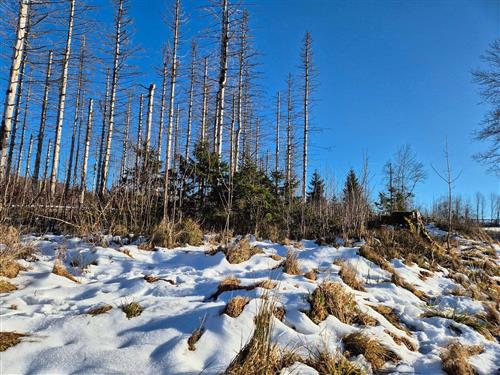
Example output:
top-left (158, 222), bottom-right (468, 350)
top-left (1, 234), bottom-right (499, 374)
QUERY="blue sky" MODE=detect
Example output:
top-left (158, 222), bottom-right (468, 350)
top-left (126, 0), bottom-right (499, 210)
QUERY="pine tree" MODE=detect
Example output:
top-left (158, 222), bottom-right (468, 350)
top-left (307, 170), bottom-right (325, 204)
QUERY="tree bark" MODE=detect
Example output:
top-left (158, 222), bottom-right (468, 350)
top-left (80, 99), bottom-right (93, 205)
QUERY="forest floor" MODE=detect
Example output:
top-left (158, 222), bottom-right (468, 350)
top-left (0, 227), bottom-right (499, 374)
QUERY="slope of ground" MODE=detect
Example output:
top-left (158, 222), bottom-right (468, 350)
top-left (0, 229), bottom-right (499, 374)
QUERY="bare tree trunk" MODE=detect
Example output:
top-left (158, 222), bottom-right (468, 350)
top-left (285, 74), bottom-right (293, 189)
top-left (254, 118), bottom-right (259, 162)
top-left (145, 83), bottom-right (155, 164)
top-left (65, 37), bottom-right (86, 196)
top-left (120, 96), bottom-right (131, 179)
top-left (214, 0), bottom-right (229, 158)
top-left (302, 32), bottom-right (311, 204)
top-left (15, 79), bottom-right (31, 182)
top-left (173, 105), bottom-right (180, 172)
top-left (185, 41), bottom-right (196, 160)
top-left (43, 139), bottom-right (52, 191)
top-left (157, 63), bottom-right (168, 161)
top-left (0, 0), bottom-right (30, 179)
top-left (80, 99), bottom-right (93, 205)
top-left (22, 134), bottom-right (33, 196)
top-left (33, 50), bottom-right (53, 184)
top-left (135, 93), bottom-right (144, 179)
top-left (97, 70), bottom-right (111, 191)
top-left (234, 11), bottom-right (247, 174)
top-left (229, 93), bottom-right (236, 177)
top-left (163, 0), bottom-right (181, 220)
top-left (100, 0), bottom-right (124, 196)
top-left (275, 91), bottom-right (280, 178)
top-left (200, 56), bottom-right (208, 144)
top-left (50, 0), bottom-right (75, 196)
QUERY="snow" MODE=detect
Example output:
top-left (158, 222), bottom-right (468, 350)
top-left (1, 234), bottom-right (499, 374)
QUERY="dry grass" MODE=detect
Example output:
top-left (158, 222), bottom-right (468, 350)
top-left (224, 239), bottom-right (263, 264)
top-left (188, 327), bottom-right (204, 351)
top-left (372, 305), bottom-right (412, 335)
top-left (391, 272), bottom-right (429, 302)
top-left (258, 279), bottom-right (276, 290)
top-left (343, 332), bottom-right (400, 371)
top-left (422, 308), bottom-right (496, 341)
top-left (358, 245), bottom-right (394, 273)
top-left (308, 281), bottom-right (358, 324)
top-left (150, 219), bottom-right (177, 248)
top-left (306, 344), bottom-right (366, 375)
top-left (176, 219), bottom-right (204, 246)
top-left (282, 251), bottom-right (301, 275)
top-left (384, 329), bottom-right (417, 351)
top-left (354, 311), bottom-right (378, 327)
top-left (269, 254), bottom-right (282, 261)
top-left (224, 296), bottom-right (250, 318)
top-left (225, 299), bottom-right (298, 375)
top-left (52, 259), bottom-right (79, 283)
top-left (304, 269), bottom-right (318, 281)
top-left (121, 301), bottom-right (143, 319)
top-left (0, 279), bottom-right (17, 293)
top-left (0, 332), bottom-right (29, 352)
top-left (0, 225), bottom-right (33, 279)
top-left (208, 276), bottom-right (257, 301)
top-left (273, 306), bottom-right (285, 321)
top-left (338, 262), bottom-right (365, 291)
top-left (440, 341), bottom-right (484, 375)
top-left (87, 304), bottom-right (113, 316)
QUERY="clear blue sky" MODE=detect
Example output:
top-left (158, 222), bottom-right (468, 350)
top-left (127, 0), bottom-right (499, 210)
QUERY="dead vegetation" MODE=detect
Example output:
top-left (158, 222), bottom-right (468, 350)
top-left (121, 301), bottom-right (143, 319)
top-left (384, 329), bottom-right (417, 351)
top-left (0, 332), bottom-right (29, 352)
top-left (371, 304), bottom-right (412, 335)
top-left (422, 307), bottom-right (496, 341)
top-left (440, 341), bottom-right (484, 375)
top-left (282, 251), bottom-right (301, 275)
top-left (149, 219), bottom-right (203, 248)
top-left (0, 279), bottom-right (17, 293)
top-left (338, 261), bottom-right (365, 291)
top-left (225, 299), bottom-right (298, 375)
top-left (343, 332), bottom-right (400, 371)
top-left (391, 272), bottom-right (429, 302)
top-left (304, 269), bottom-right (318, 281)
top-left (305, 344), bottom-right (365, 375)
top-left (224, 296), bottom-right (250, 318)
top-left (0, 224), bottom-right (34, 279)
top-left (87, 304), bottom-right (113, 316)
top-left (188, 327), bottom-right (204, 351)
top-left (52, 257), bottom-right (79, 283)
top-left (223, 238), bottom-right (263, 264)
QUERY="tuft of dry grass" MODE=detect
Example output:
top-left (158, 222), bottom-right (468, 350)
top-left (308, 281), bottom-right (358, 324)
top-left (269, 254), bottom-right (282, 262)
top-left (121, 301), bottom-right (143, 319)
top-left (422, 307), bottom-right (495, 341)
top-left (440, 341), bottom-right (484, 375)
top-left (208, 276), bottom-right (257, 301)
top-left (188, 327), bottom-right (204, 351)
top-left (258, 279), bottom-right (276, 290)
top-left (384, 329), bottom-right (417, 351)
top-left (0, 225), bottom-right (35, 280)
top-left (150, 219), bottom-right (176, 248)
top-left (343, 332), bottom-right (400, 371)
top-left (0, 332), bottom-right (29, 352)
top-left (224, 239), bottom-right (263, 264)
top-left (52, 259), bottom-right (79, 283)
top-left (0, 279), bottom-right (17, 293)
top-left (224, 296), bottom-right (250, 318)
top-left (225, 299), bottom-right (299, 375)
top-left (359, 245), bottom-right (395, 273)
top-left (354, 311), bottom-right (378, 327)
top-left (87, 304), bottom-right (113, 316)
top-left (372, 305), bottom-right (412, 335)
top-left (391, 272), bottom-right (429, 302)
top-left (306, 344), bottom-right (366, 375)
top-left (282, 251), bottom-right (301, 275)
top-left (273, 306), bottom-right (285, 321)
top-left (176, 219), bottom-right (204, 246)
top-left (338, 261), bottom-right (365, 291)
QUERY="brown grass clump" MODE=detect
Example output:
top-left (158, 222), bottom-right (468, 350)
top-left (338, 262), bottom-right (365, 291)
top-left (354, 311), bottom-right (378, 327)
top-left (87, 304), bottom-right (113, 316)
top-left (121, 301), bottom-right (143, 319)
top-left (52, 259), bottom-right (79, 283)
top-left (224, 239), bottom-right (262, 264)
top-left (343, 332), bottom-right (400, 371)
top-left (150, 219), bottom-right (177, 248)
top-left (224, 296), bottom-right (250, 318)
top-left (440, 341), bottom-right (484, 375)
top-left (269, 254), bottom-right (282, 261)
top-left (188, 327), bottom-right (204, 351)
top-left (309, 281), bottom-right (358, 324)
top-left (225, 299), bottom-right (298, 375)
top-left (0, 332), bottom-right (29, 352)
top-left (422, 308), bottom-right (495, 341)
top-left (304, 269), bottom-right (318, 281)
top-left (391, 272), bottom-right (429, 302)
top-left (358, 245), bottom-right (394, 273)
top-left (258, 279), bottom-right (276, 290)
top-left (176, 219), bottom-right (204, 246)
top-left (384, 329), bottom-right (417, 351)
top-left (372, 305), bottom-right (411, 335)
top-left (282, 251), bottom-right (301, 275)
top-left (208, 276), bottom-right (257, 301)
top-left (0, 279), bottom-right (17, 293)
top-left (306, 344), bottom-right (366, 375)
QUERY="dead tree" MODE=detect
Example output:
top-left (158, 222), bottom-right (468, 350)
top-left (120, 96), bottom-right (131, 179)
top-left (0, 0), bottom-right (30, 180)
top-left (144, 83), bottom-right (156, 162)
top-left (33, 50), bottom-right (53, 184)
top-left (15, 77), bottom-right (31, 182)
top-left (285, 73), bottom-right (293, 189)
top-left (96, 70), bottom-right (111, 192)
top-left (275, 91), bottom-right (280, 178)
top-left (301, 32), bottom-right (312, 204)
top-left (200, 56), bottom-right (208, 144)
top-left (214, 0), bottom-right (229, 158)
top-left (80, 98), bottom-right (93, 205)
top-left (157, 62), bottom-right (168, 161)
top-left (163, 0), bottom-right (181, 220)
top-left (185, 41), bottom-right (197, 160)
top-left (50, 0), bottom-right (76, 196)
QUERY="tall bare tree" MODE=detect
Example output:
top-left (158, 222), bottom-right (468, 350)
top-left (80, 98), bottom-right (93, 205)
top-left (50, 0), bottom-right (76, 196)
top-left (301, 32), bottom-right (312, 204)
top-left (0, 0), bottom-right (30, 180)
top-left (185, 41), bottom-right (196, 160)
